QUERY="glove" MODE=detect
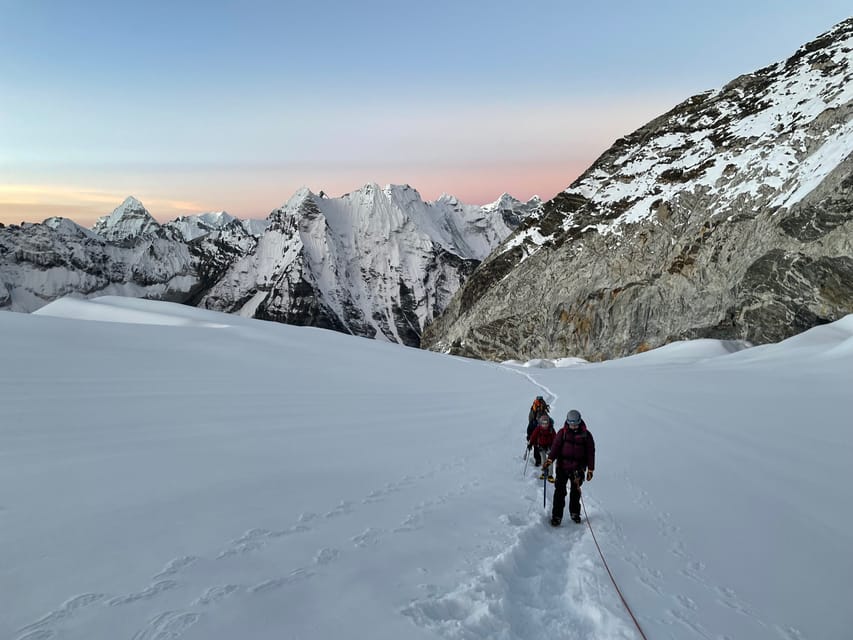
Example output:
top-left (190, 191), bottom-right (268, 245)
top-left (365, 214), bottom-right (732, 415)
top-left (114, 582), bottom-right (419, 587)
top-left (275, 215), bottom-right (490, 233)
top-left (543, 458), bottom-right (553, 469)
top-left (527, 443), bottom-right (532, 450)
top-left (586, 470), bottom-right (594, 481)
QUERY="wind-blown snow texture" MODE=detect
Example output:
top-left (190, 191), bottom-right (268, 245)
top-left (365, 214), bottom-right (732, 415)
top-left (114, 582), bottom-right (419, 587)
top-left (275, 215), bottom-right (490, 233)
top-left (2, 297), bottom-right (851, 640)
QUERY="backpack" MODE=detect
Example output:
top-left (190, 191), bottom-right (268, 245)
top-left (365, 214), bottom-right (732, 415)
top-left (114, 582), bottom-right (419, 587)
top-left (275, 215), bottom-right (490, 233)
top-left (531, 398), bottom-right (549, 415)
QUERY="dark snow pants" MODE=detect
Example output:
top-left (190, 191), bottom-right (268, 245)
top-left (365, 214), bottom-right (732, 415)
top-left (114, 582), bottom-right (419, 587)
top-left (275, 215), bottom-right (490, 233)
top-left (527, 421), bottom-right (538, 463)
top-left (552, 467), bottom-right (584, 520)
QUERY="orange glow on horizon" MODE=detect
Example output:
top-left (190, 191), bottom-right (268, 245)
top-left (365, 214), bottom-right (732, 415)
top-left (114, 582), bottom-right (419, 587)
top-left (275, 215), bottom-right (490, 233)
top-left (0, 95), bottom-right (673, 226)
top-left (0, 160), bottom-right (589, 227)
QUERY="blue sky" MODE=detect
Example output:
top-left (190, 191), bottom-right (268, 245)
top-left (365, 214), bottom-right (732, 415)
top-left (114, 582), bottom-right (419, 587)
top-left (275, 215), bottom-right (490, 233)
top-left (1, 0), bottom-right (850, 224)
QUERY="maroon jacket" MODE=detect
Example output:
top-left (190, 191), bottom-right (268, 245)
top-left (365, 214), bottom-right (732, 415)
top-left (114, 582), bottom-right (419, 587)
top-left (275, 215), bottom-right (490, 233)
top-left (529, 423), bottom-right (556, 448)
top-left (548, 421), bottom-right (595, 472)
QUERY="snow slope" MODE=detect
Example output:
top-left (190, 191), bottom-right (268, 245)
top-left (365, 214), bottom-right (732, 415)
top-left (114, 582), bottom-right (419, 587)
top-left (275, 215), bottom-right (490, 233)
top-left (1, 297), bottom-right (850, 640)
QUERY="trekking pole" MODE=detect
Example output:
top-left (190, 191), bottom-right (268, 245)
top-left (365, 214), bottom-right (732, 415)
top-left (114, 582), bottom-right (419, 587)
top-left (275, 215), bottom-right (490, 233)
top-left (523, 447), bottom-right (530, 476)
top-left (543, 464), bottom-right (548, 509)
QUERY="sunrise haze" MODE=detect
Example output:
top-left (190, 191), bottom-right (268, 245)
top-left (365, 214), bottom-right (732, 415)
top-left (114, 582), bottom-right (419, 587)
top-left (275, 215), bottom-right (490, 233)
top-left (1, 0), bottom-right (850, 225)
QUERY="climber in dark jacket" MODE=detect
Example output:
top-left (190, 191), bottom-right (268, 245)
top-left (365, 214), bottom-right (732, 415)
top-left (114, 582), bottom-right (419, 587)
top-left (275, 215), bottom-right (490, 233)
top-left (528, 413), bottom-right (556, 478)
top-left (526, 395), bottom-right (550, 440)
top-left (545, 409), bottom-right (595, 526)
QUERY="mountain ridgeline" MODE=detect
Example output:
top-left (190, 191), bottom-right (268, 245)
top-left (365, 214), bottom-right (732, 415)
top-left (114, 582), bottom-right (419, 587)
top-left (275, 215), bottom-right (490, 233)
top-left (0, 187), bottom-right (541, 347)
top-left (2, 19), bottom-right (851, 360)
top-left (423, 18), bottom-right (853, 361)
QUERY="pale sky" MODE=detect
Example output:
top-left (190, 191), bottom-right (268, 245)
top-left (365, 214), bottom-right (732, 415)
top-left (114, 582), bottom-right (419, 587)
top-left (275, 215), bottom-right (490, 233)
top-left (1, 0), bottom-right (850, 225)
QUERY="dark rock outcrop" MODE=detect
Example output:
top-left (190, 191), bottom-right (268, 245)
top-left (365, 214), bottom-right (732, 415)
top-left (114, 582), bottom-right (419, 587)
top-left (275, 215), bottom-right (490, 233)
top-left (424, 19), bottom-right (853, 361)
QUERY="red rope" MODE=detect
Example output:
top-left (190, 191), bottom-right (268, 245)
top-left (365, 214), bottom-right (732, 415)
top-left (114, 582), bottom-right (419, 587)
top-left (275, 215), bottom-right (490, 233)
top-left (581, 497), bottom-right (650, 640)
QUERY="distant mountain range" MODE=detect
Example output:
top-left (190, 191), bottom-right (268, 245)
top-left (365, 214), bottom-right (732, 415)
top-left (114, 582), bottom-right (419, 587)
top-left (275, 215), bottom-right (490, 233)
top-left (423, 18), bottom-right (853, 360)
top-left (3, 18), bottom-right (851, 360)
top-left (0, 186), bottom-right (540, 347)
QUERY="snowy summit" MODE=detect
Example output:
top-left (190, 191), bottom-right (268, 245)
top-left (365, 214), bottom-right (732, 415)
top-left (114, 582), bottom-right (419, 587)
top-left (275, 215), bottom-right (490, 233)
top-left (92, 196), bottom-right (162, 242)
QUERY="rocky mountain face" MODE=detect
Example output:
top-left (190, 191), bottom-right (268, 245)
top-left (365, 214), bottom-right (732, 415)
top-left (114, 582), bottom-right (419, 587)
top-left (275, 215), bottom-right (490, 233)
top-left (0, 198), bottom-right (263, 313)
top-left (91, 196), bottom-right (163, 241)
top-left (0, 188), bottom-right (539, 347)
top-left (195, 185), bottom-right (541, 345)
top-left (423, 18), bottom-right (853, 361)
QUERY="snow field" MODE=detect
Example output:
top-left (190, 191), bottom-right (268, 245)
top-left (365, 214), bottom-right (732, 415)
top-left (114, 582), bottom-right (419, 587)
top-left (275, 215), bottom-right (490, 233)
top-left (2, 297), bottom-right (851, 639)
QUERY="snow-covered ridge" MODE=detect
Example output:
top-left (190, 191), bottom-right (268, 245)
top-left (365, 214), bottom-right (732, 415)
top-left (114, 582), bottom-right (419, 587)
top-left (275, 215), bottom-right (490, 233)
top-left (198, 183), bottom-right (541, 345)
top-left (567, 17), bottom-right (853, 234)
top-left (500, 18), bottom-right (853, 257)
top-left (166, 211), bottom-right (270, 242)
top-left (90, 198), bottom-right (270, 244)
top-left (92, 196), bottom-right (162, 241)
top-left (2, 186), bottom-right (539, 347)
top-left (423, 18), bottom-right (853, 362)
top-left (166, 211), bottom-right (236, 241)
top-left (34, 295), bottom-right (230, 328)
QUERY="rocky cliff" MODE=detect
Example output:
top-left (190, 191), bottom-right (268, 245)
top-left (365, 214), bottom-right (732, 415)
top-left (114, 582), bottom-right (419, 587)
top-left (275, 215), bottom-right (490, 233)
top-left (195, 185), bottom-right (541, 345)
top-left (423, 19), bottom-right (853, 361)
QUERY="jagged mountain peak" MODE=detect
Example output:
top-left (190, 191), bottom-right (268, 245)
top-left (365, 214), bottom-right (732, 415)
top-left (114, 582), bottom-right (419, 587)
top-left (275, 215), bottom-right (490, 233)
top-left (196, 211), bottom-right (235, 226)
top-left (339, 183), bottom-right (419, 216)
top-left (120, 195), bottom-right (143, 208)
top-left (277, 187), bottom-right (319, 214)
top-left (495, 192), bottom-right (517, 204)
top-left (170, 210), bottom-right (236, 228)
top-left (193, 183), bottom-right (540, 345)
top-left (384, 183), bottom-right (418, 194)
top-left (267, 188), bottom-right (322, 229)
top-left (165, 211), bottom-right (250, 242)
top-left (92, 196), bottom-right (161, 241)
top-left (381, 184), bottom-right (426, 208)
top-left (482, 193), bottom-right (533, 211)
top-left (43, 216), bottom-right (99, 239)
top-left (288, 186), bottom-right (317, 203)
top-left (438, 192), bottom-right (540, 213)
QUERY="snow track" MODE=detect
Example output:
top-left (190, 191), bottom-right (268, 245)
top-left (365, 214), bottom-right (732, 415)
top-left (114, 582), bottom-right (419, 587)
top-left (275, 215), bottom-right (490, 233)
top-left (404, 502), bottom-right (635, 640)
top-left (11, 394), bottom-right (633, 640)
top-left (404, 365), bottom-right (636, 639)
top-left (5, 301), bottom-right (850, 639)
top-left (503, 366), bottom-right (559, 408)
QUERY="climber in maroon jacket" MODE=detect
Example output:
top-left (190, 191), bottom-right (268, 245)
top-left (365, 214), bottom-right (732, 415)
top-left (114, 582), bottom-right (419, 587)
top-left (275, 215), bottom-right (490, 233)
top-left (528, 413), bottom-right (556, 480)
top-left (544, 409), bottom-right (595, 526)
